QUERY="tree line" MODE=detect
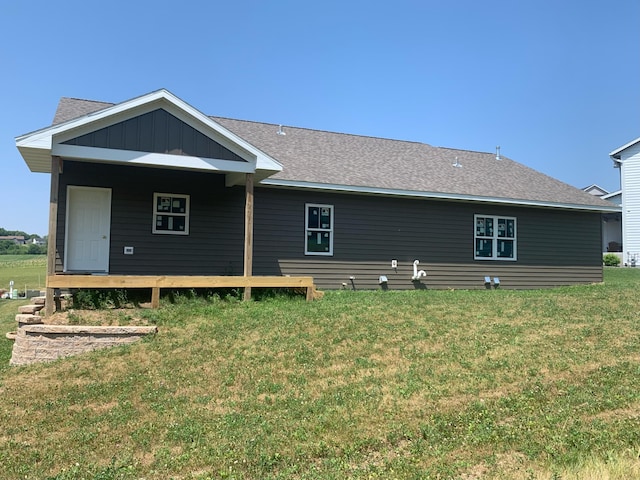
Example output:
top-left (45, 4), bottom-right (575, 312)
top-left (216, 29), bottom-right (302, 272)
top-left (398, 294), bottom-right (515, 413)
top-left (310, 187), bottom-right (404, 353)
top-left (0, 228), bottom-right (47, 255)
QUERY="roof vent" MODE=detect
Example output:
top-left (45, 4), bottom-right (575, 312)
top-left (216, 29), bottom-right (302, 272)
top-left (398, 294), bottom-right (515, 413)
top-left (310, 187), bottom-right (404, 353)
top-left (496, 145), bottom-right (501, 160)
top-left (452, 157), bottom-right (462, 168)
top-left (276, 125), bottom-right (286, 136)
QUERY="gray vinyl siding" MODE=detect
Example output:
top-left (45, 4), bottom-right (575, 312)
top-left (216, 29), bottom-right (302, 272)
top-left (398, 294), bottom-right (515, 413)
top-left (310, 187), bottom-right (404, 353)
top-left (54, 162), bottom-right (603, 289)
top-left (251, 188), bottom-right (603, 290)
top-left (56, 161), bottom-right (246, 275)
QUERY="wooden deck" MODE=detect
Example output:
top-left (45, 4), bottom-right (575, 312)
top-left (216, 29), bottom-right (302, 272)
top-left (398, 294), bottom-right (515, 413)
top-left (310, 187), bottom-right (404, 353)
top-left (46, 275), bottom-right (316, 311)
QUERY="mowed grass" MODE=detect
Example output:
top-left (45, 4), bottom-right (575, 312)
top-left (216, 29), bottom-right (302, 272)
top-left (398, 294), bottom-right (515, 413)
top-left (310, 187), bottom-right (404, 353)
top-left (0, 266), bottom-right (640, 479)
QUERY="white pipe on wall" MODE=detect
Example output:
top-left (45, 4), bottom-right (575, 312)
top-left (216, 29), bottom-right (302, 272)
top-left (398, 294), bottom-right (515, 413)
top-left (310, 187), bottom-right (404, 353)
top-left (412, 260), bottom-right (426, 280)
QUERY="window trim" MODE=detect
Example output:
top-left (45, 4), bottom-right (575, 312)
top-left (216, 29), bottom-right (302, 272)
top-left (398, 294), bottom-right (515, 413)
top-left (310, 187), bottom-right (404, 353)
top-left (152, 192), bottom-right (190, 235)
top-left (474, 214), bottom-right (517, 261)
top-left (305, 203), bottom-right (334, 256)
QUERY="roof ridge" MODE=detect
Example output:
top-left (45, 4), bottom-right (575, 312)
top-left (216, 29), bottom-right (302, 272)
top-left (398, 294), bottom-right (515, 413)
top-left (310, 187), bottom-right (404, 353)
top-left (437, 145), bottom-right (498, 156)
top-left (60, 96), bottom-right (114, 105)
top-left (212, 115), bottom-right (431, 147)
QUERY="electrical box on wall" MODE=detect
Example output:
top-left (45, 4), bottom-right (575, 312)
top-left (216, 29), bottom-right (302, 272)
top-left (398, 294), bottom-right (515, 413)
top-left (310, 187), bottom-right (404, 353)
top-left (391, 259), bottom-right (398, 268)
top-left (124, 246), bottom-right (134, 255)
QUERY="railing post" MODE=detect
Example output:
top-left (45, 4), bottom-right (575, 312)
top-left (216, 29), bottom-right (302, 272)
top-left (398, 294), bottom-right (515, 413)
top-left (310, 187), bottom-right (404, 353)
top-left (45, 157), bottom-right (61, 316)
top-left (243, 173), bottom-right (254, 301)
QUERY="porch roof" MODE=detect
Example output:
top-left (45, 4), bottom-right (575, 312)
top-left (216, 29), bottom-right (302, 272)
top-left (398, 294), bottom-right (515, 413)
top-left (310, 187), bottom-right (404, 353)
top-left (15, 89), bottom-right (283, 182)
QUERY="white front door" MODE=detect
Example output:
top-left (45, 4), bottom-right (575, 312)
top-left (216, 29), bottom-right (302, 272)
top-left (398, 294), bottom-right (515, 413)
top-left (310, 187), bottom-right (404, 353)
top-left (65, 186), bottom-right (111, 272)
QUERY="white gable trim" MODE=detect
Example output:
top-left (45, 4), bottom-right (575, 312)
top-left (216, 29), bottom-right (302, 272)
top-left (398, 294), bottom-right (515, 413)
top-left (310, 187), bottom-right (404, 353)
top-left (610, 136), bottom-right (640, 162)
top-left (260, 179), bottom-right (622, 213)
top-left (582, 184), bottom-right (609, 196)
top-left (16, 89), bottom-right (283, 175)
top-left (602, 190), bottom-right (622, 200)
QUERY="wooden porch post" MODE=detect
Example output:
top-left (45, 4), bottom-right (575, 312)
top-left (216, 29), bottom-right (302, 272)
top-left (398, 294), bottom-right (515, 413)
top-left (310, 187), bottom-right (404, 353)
top-left (243, 173), bottom-right (254, 301)
top-left (45, 157), bottom-right (61, 316)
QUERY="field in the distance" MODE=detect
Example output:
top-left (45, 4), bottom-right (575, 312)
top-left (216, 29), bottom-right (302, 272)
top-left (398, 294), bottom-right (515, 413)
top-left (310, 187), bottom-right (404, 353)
top-left (0, 260), bottom-right (639, 479)
top-left (0, 254), bottom-right (47, 293)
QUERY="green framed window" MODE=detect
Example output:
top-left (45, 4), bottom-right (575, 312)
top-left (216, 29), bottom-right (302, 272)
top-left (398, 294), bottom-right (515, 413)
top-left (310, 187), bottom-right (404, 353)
top-left (474, 214), bottom-right (516, 260)
top-left (305, 204), bottom-right (333, 256)
top-left (153, 193), bottom-right (190, 235)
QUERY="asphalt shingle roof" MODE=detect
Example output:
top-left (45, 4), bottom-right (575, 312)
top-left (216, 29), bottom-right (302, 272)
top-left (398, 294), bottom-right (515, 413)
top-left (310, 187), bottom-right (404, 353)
top-left (52, 97), bottom-right (615, 210)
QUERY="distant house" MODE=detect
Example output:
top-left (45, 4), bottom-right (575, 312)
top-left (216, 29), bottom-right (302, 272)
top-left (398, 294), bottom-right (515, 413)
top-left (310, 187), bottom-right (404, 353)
top-left (610, 137), bottom-right (640, 265)
top-left (0, 236), bottom-right (26, 245)
top-left (582, 184), bottom-right (622, 253)
top-left (15, 89), bottom-right (618, 294)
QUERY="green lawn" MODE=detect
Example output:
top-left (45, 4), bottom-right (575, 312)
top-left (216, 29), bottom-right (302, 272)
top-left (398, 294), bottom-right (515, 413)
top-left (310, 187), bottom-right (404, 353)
top-left (0, 267), bottom-right (639, 479)
top-left (0, 254), bottom-right (47, 293)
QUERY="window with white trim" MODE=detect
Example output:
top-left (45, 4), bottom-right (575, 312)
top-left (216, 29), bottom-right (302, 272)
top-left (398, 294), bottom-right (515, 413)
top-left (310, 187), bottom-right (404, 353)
top-left (305, 204), bottom-right (333, 255)
top-left (153, 193), bottom-right (190, 235)
top-left (474, 215), bottom-right (516, 260)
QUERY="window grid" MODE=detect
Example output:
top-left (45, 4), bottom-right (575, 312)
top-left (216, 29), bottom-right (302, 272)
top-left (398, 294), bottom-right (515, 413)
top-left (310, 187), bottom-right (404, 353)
top-left (305, 203), bottom-right (334, 256)
top-left (153, 193), bottom-right (190, 235)
top-left (474, 214), bottom-right (516, 261)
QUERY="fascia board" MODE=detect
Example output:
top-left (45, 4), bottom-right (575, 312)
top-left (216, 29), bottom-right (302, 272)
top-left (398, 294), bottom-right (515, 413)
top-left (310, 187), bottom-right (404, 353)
top-left (15, 90), bottom-right (169, 145)
top-left (52, 144), bottom-right (256, 173)
top-left (260, 179), bottom-right (622, 213)
top-left (602, 190), bottom-right (622, 199)
top-left (158, 92), bottom-right (283, 172)
top-left (609, 136), bottom-right (640, 160)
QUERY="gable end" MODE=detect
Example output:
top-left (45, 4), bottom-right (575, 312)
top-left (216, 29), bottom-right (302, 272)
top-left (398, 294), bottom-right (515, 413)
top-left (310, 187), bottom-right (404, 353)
top-left (62, 108), bottom-right (246, 162)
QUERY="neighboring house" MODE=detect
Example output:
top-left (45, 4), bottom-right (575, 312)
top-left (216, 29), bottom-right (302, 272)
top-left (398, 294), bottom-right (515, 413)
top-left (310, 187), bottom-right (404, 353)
top-left (15, 89), bottom-right (619, 291)
top-left (0, 236), bottom-right (26, 245)
top-left (610, 137), bottom-right (640, 266)
top-left (582, 184), bottom-right (622, 253)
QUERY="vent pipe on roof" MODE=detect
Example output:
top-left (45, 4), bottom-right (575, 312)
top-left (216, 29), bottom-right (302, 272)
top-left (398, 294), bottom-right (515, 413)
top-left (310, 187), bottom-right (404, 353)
top-left (452, 157), bottom-right (462, 168)
top-left (496, 146), bottom-right (501, 160)
top-left (276, 125), bottom-right (286, 136)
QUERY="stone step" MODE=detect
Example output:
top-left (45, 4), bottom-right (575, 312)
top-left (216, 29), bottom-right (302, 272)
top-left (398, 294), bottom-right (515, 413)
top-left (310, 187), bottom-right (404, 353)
top-left (15, 314), bottom-right (44, 325)
top-left (18, 304), bottom-right (45, 315)
top-left (32, 296), bottom-right (46, 305)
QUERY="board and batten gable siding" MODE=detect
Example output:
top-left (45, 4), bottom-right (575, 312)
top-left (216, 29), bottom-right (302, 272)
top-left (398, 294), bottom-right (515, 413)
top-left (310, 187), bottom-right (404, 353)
top-left (55, 161), bottom-right (246, 275)
top-left (251, 188), bottom-right (603, 290)
top-left (620, 142), bottom-right (640, 263)
top-left (62, 109), bottom-right (247, 162)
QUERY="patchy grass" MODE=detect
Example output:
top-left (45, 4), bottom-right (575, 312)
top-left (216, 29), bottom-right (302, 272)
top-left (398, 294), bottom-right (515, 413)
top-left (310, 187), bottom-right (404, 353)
top-left (0, 268), bottom-right (639, 479)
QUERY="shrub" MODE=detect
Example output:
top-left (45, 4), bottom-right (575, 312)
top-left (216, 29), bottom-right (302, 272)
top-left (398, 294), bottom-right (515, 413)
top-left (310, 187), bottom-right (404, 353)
top-left (71, 289), bottom-right (137, 309)
top-left (603, 253), bottom-right (621, 267)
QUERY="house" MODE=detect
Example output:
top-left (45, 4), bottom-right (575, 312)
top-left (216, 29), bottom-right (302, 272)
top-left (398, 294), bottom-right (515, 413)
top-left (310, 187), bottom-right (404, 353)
top-left (582, 184), bottom-right (622, 253)
top-left (15, 89), bottom-right (619, 306)
top-left (610, 137), bottom-right (640, 265)
top-left (0, 235), bottom-right (26, 245)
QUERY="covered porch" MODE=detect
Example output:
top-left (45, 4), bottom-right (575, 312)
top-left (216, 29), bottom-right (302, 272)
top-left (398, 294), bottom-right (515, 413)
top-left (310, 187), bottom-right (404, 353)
top-left (14, 90), bottom-right (315, 315)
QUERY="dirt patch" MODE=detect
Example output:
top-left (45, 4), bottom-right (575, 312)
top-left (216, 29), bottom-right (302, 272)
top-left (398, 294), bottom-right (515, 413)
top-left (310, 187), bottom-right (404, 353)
top-left (45, 308), bottom-right (151, 327)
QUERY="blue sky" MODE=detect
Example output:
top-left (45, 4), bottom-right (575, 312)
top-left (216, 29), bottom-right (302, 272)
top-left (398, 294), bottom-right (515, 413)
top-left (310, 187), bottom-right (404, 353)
top-left (1, 0), bottom-right (638, 236)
